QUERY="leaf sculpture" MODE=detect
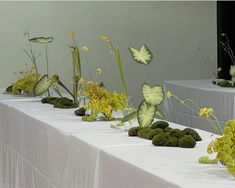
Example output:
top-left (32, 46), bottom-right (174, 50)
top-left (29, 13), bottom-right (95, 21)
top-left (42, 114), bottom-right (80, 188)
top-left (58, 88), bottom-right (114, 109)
top-left (129, 44), bottom-right (153, 65)
top-left (29, 37), bottom-right (54, 43)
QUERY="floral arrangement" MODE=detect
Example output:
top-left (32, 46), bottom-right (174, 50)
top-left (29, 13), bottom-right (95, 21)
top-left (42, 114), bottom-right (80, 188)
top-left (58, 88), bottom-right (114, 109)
top-left (9, 66), bottom-right (39, 95)
top-left (216, 33), bottom-right (235, 87)
top-left (166, 91), bottom-right (223, 134)
top-left (199, 120), bottom-right (235, 177)
top-left (79, 81), bottom-right (126, 121)
top-left (99, 35), bottom-right (152, 96)
top-left (166, 90), bottom-right (235, 177)
top-left (33, 32), bottom-right (88, 109)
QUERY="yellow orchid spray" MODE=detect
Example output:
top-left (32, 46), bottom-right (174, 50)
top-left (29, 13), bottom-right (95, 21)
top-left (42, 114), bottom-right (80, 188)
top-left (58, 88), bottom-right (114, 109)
top-left (166, 91), bottom-right (223, 134)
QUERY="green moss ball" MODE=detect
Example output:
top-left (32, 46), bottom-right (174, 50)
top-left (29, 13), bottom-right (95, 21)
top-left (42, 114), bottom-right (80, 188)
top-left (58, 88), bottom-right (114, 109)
top-left (147, 128), bottom-right (163, 140)
top-left (54, 97), bottom-right (77, 109)
top-left (138, 127), bottom-right (151, 139)
top-left (128, 127), bottom-right (141, 136)
top-left (183, 128), bottom-right (202, 141)
top-left (152, 132), bottom-right (169, 146)
top-left (74, 107), bottom-right (86, 116)
top-left (48, 97), bottom-right (59, 104)
top-left (5, 85), bottom-right (13, 92)
top-left (151, 121), bottom-right (169, 129)
top-left (178, 135), bottom-right (196, 148)
top-left (169, 129), bottom-right (185, 138)
top-left (164, 136), bottom-right (178, 147)
top-left (41, 97), bottom-right (51, 103)
top-left (164, 127), bottom-right (173, 133)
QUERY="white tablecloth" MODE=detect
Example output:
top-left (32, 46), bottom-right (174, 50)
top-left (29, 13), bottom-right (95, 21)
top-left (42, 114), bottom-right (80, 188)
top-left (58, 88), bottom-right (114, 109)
top-left (163, 79), bottom-right (235, 134)
top-left (0, 92), bottom-right (235, 188)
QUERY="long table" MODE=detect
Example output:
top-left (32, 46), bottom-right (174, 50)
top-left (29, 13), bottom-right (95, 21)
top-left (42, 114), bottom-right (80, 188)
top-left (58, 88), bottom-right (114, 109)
top-left (163, 79), bottom-right (235, 134)
top-left (0, 93), bottom-right (235, 188)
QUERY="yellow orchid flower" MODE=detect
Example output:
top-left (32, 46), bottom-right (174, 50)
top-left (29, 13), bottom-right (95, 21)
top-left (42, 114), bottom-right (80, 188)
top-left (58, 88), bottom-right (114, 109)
top-left (100, 35), bottom-right (109, 41)
top-left (82, 46), bottom-right (89, 52)
top-left (96, 68), bottom-right (102, 74)
top-left (68, 31), bottom-right (77, 38)
top-left (198, 108), bottom-right (214, 118)
top-left (166, 91), bottom-right (172, 98)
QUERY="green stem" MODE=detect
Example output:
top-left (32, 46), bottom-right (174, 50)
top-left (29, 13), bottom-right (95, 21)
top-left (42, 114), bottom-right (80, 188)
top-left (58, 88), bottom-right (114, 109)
top-left (45, 44), bottom-right (50, 96)
top-left (46, 44), bottom-right (49, 76)
top-left (115, 48), bottom-right (127, 96)
top-left (57, 80), bottom-right (74, 99)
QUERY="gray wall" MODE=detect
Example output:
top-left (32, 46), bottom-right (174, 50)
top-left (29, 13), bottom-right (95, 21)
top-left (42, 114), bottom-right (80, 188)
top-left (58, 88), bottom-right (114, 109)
top-left (0, 1), bottom-right (217, 106)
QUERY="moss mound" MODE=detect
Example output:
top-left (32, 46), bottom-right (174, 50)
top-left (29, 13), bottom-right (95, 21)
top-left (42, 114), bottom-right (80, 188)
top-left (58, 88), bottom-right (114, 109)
top-left (183, 128), bottom-right (202, 141)
top-left (164, 136), bottom-right (178, 147)
top-left (169, 128), bottom-right (185, 138)
top-left (147, 128), bottom-right (163, 140)
top-left (53, 97), bottom-right (77, 109)
top-left (152, 132), bottom-right (169, 146)
top-left (178, 135), bottom-right (196, 148)
top-left (74, 107), bottom-right (86, 116)
top-left (138, 127), bottom-right (151, 139)
top-left (5, 85), bottom-right (13, 93)
top-left (151, 121), bottom-right (169, 129)
top-left (128, 127), bottom-right (141, 136)
top-left (164, 127), bottom-right (173, 132)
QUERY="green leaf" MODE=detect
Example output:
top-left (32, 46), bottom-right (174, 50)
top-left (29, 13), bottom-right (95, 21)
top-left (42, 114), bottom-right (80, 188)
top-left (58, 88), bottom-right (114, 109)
top-left (142, 83), bottom-right (164, 106)
top-left (121, 111), bottom-right (137, 123)
top-left (52, 85), bottom-right (63, 97)
top-left (33, 75), bottom-right (52, 96)
top-left (155, 109), bottom-right (166, 120)
top-left (137, 100), bottom-right (156, 127)
top-left (129, 44), bottom-right (153, 65)
top-left (29, 37), bottom-right (54, 44)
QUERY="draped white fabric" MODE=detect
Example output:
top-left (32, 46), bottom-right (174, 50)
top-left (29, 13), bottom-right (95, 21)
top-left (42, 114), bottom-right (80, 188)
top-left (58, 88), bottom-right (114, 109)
top-left (163, 79), bottom-right (235, 134)
top-left (0, 93), bottom-right (235, 188)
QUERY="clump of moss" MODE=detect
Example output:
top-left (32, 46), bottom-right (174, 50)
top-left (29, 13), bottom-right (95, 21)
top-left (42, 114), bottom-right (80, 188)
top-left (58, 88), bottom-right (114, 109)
top-left (152, 132), bottom-right (169, 146)
top-left (41, 97), bottom-right (51, 103)
top-left (48, 97), bottom-right (59, 104)
top-left (5, 85), bottom-right (13, 93)
top-left (183, 128), bottom-right (202, 141)
top-left (147, 128), bottom-right (163, 140)
top-left (217, 80), bottom-right (233, 87)
top-left (128, 127), bottom-right (141, 136)
top-left (151, 121), bottom-right (169, 129)
top-left (164, 127), bottom-right (173, 132)
top-left (41, 97), bottom-right (59, 104)
top-left (178, 135), bottom-right (196, 148)
top-left (169, 129), bottom-right (185, 138)
top-left (53, 97), bottom-right (77, 109)
top-left (138, 127), bottom-right (151, 139)
top-left (74, 107), bottom-right (86, 116)
top-left (164, 136), bottom-right (178, 147)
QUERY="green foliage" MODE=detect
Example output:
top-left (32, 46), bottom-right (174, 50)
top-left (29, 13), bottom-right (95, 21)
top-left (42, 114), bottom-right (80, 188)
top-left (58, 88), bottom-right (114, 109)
top-left (129, 44), bottom-right (153, 65)
top-left (183, 128), bottom-right (202, 141)
top-left (151, 121), bottom-right (169, 129)
top-left (178, 135), bottom-right (196, 148)
top-left (137, 100), bottom-right (156, 127)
